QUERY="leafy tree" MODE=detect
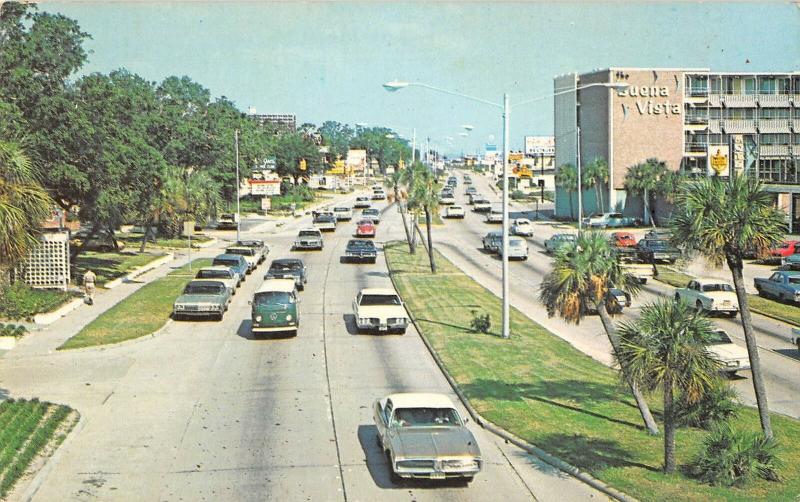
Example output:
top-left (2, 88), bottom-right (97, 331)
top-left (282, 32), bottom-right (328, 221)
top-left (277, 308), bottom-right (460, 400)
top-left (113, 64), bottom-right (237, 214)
top-left (623, 158), bottom-right (669, 226)
top-left (671, 174), bottom-right (785, 439)
top-left (539, 230), bottom-right (660, 435)
top-left (407, 163), bottom-right (440, 273)
top-left (274, 132), bottom-right (322, 184)
top-left (583, 157), bottom-right (609, 213)
top-left (318, 121), bottom-right (354, 161)
top-left (555, 163), bottom-right (577, 220)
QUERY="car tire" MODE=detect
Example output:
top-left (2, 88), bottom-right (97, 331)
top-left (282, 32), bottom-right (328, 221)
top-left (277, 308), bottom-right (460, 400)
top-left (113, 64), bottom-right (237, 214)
top-left (696, 300), bottom-right (704, 314)
top-left (674, 293), bottom-right (681, 302)
top-left (386, 452), bottom-right (402, 485)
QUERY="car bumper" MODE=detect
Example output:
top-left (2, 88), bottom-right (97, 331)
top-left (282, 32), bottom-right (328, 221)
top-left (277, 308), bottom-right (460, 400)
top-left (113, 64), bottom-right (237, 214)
top-left (721, 360), bottom-right (751, 373)
top-left (356, 232), bottom-right (375, 237)
top-left (708, 305), bottom-right (739, 313)
top-left (252, 324), bottom-right (298, 333)
top-left (174, 309), bottom-right (223, 318)
top-left (345, 253), bottom-right (377, 261)
top-left (295, 242), bottom-right (322, 249)
top-left (394, 463), bottom-right (481, 480)
top-left (356, 321), bottom-right (408, 332)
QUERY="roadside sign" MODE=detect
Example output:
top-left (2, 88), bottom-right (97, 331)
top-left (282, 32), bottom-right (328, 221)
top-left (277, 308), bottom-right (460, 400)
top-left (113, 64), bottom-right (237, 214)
top-left (261, 197), bottom-right (271, 211)
top-left (183, 221), bottom-right (195, 237)
top-left (250, 179), bottom-right (281, 196)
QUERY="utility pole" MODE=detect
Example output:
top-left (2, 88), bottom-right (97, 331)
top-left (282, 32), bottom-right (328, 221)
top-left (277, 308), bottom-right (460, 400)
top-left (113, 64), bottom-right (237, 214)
top-left (235, 129), bottom-right (241, 242)
top-left (501, 93), bottom-right (510, 339)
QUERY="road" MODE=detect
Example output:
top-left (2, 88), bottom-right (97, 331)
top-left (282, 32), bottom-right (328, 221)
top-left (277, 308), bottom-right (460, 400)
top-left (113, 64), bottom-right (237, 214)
top-left (435, 171), bottom-right (800, 419)
top-left (0, 191), bottom-right (606, 501)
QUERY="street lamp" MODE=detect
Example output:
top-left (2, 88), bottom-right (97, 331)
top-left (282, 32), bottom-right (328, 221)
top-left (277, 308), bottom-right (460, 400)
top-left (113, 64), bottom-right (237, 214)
top-left (383, 79), bottom-right (628, 340)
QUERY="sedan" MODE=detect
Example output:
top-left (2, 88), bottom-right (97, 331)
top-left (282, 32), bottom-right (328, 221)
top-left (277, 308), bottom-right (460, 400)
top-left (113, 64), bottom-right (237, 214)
top-left (354, 196), bottom-right (372, 208)
top-left (362, 207), bottom-right (381, 224)
top-left (264, 258), bottom-right (307, 291)
top-left (610, 231), bottom-right (637, 248)
top-left (173, 280), bottom-right (231, 321)
top-left (544, 233), bottom-right (577, 254)
top-left (707, 329), bottom-right (751, 375)
top-left (355, 219), bottom-right (376, 238)
top-left (511, 218), bottom-right (533, 236)
top-left (343, 239), bottom-right (377, 263)
top-left (352, 288), bottom-right (408, 334)
top-left (444, 205), bottom-right (465, 219)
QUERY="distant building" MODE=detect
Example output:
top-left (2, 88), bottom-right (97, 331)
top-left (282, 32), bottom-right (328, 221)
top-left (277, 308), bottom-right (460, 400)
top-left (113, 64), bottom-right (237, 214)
top-left (249, 112), bottom-right (297, 132)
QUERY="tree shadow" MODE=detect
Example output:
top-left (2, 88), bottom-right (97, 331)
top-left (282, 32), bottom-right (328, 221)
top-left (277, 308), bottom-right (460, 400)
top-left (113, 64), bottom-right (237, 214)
top-left (536, 433), bottom-right (659, 472)
top-left (414, 318), bottom-right (474, 335)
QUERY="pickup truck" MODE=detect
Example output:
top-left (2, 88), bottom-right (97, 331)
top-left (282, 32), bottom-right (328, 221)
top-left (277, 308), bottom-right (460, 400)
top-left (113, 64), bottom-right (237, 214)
top-left (754, 271), bottom-right (800, 304)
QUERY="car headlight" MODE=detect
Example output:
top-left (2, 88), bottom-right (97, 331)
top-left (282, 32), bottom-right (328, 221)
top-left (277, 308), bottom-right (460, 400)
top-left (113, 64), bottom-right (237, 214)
top-left (443, 458), bottom-right (480, 470)
top-left (210, 304), bottom-right (222, 311)
top-left (255, 315), bottom-right (262, 322)
top-left (174, 304), bottom-right (185, 311)
top-left (286, 314), bottom-right (292, 321)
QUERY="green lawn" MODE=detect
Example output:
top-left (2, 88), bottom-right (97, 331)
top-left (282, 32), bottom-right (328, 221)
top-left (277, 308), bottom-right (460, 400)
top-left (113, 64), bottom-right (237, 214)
top-left (59, 258), bottom-right (212, 350)
top-left (115, 232), bottom-right (212, 250)
top-left (0, 399), bottom-right (76, 498)
top-left (0, 284), bottom-right (80, 321)
top-left (73, 251), bottom-right (168, 288)
top-left (384, 242), bottom-right (800, 502)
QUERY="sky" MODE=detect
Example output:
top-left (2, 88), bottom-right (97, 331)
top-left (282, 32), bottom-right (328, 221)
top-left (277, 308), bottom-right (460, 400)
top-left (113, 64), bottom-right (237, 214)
top-left (41, 1), bottom-right (800, 156)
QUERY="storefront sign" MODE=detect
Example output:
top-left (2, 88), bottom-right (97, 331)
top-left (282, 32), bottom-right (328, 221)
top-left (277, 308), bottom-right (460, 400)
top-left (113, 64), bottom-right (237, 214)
top-left (618, 84), bottom-right (681, 116)
top-left (732, 135), bottom-right (745, 176)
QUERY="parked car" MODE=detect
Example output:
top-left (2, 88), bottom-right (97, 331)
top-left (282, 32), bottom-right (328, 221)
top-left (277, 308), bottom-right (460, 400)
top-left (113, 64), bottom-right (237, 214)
top-left (637, 239), bottom-right (680, 264)
top-left (473, 199), bottom-right (491, 213)
top-left (787, 254), bottom-right (800, 271)
top-left (769, 240), bottom-right (800, 259)
top-left (544, 233), bottom-right (577, 254)
top-left (293, 228), bottom-right (324, 251)
top-left (498, 236), bottom-right (529, 260)
top-left (373, 393), bottom-right (481, 482)
top-left (372, 190), bottom-right (387, 200)
top-left (511, 218), bottom-right (533, 236)
top-left (355, 219), bottom-right (376, 238)
top-left (439, 193), bottom-right (456, 205)
top-left (610, 231), bottom-right (637, 248)
top-left (485, 207), bottom-right (503, 223)
top-left (226, 246), bottom-right (259, 273)
top-left (674, 278), bottom-right (739, 317)
top-left (211, 254), bottom-right (249, 283)
top-left (354, 196), bottom-right (371, 208)
top-left (343, 239), bottom-right (377, 263)
top-left (482, 231), bottom-right (503, 253)
top-left (250, 279), bottom-right (299, 337)
top-left (216, 213), bottom-right (239, 230)
top-left (463, 176), bottom-right (472, 185)
top-left (195, 266), bottom-right (239, 294)
top-left (235, 239), bottom-right (268, 264)
top-left (362, 207), bottom-right (381, 224)
top-left (444, 205), bottom-right (465, 219)
top-left (352, 288), bottom-right (409, 334)
top-left (264, 258), bottom-right (307, 291)
top-left (584, 287), bottom-right (632, 315)
top-left (173, 279), bottom-right (231, 321)
top-left (706, 329), bottom-right (751, 375)
top-left (754, 271), bottom-right (800, 304)
top-left (333, 206), bottom-right (354, 221)
top-left (582, 212), bottom-right (639, 228)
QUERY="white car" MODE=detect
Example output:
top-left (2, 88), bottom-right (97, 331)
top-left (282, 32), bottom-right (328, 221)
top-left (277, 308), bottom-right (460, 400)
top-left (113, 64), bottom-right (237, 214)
top-left (352, 288), bottom-right (409, 334)
top-left (674, 278), bottom-right (739, 317)
top-left (439, 193), bottom-right (456, 205)
top-left (313, 212), bottom-right (337, 232)
top-left (362, 207), bottom-right (381, 224)
top-left (444, 205), bottom-right (465, 219)
top-left (511, 218), bottom-right (533, 236)
top-left (354, 196), bottom-right (371, 208)
top-left (225, 246), bottom-right (259, 272)
top-left (498, 236), bottom-right (529, 260)
top-left (707, 329), bottom-right (751, 375)
top-left (294, 228), bottom-right (324, 250)
top-left (372, 190), bottom-right (387, 200)
top-left (485, 207), bottom-right (503, 223)
top-left (473, 200), bottom-right (492, 213)
top-left (195, 266), bottom-right (240, 293)
top-left (333, 206), bottom-right (353, 221)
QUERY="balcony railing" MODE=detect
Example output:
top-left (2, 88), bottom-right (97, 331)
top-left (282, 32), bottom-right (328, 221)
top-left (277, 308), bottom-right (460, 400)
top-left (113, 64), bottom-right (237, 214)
top-left (685, 142), bottom-right (708, 153)
top-left (758, 119), bottom-right (791, 133)
top-left (721, 119), bottom-right (757, 133)
top-left (760, 144), bottom-right (791, 156)
top-left (758, 94), bottom-right (792, 107)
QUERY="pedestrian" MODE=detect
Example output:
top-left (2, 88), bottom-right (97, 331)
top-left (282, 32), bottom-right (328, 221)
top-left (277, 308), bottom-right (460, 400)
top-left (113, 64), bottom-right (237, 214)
top-left (83, 269), bottom-right (97, 305)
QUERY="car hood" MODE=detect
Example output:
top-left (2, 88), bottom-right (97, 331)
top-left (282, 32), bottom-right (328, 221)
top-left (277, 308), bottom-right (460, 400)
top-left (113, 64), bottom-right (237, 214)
top-left (357, 305), bottom-right (407, 318)
top-left (392, 427), bottom-right (481, 458)
top-left (175, 294), bottom-right (223, 305)
top-left (709, 343), bottom-right (749, 362)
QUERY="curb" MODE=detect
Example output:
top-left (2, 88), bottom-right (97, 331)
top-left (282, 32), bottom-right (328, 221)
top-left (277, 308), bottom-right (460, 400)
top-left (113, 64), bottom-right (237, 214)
top-left (33, 297), bottom-right (84, 325)
top-left (105, 252), bottom-right (175, 289)
top-left (384, 242), bottom-right (638, 502)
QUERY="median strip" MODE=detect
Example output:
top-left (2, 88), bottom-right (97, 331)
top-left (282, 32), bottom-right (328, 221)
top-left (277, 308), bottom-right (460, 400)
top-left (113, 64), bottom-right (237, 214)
top-left (384, 241), bottom-right (800, 502)
top-left (59, 258), bottom-right (212, 350)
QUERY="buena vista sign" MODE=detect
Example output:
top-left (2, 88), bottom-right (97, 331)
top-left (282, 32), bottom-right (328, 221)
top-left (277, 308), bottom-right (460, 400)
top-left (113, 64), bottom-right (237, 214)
top-left (618, 85), bottom-right (681, 116)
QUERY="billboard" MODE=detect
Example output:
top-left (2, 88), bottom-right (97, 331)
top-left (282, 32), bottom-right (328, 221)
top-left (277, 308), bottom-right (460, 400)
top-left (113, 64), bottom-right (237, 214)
top-left (524, 136), bottom-right (555, 156)
top-left (346, 149), bottom-right (367, 172)
top-left (250, 179), bottom-right (281, 196)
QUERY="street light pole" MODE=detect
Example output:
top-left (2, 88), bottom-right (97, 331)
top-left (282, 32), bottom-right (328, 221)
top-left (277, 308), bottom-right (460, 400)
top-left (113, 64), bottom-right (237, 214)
top-left (577, 125), bottom-right (582, 232)
top-left (235, 129), bottom-right (241, 242)
top-left (501, 93), bottom-right (510, 339)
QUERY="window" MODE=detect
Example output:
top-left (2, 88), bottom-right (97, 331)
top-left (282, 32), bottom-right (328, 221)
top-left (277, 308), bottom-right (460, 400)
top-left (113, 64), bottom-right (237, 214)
top-left (709, 76), bottom-right (721, 93)
top-left (760, 134), bottom-right (790, 145)
top-left (759, 77), bottom-right (776, 94)
top-left (254, 291), bottom-right (294, 305)
top-left (724, 108), bottom-right (754, 119)
top-left (744, 77), bottom-right (756, 95)
top-left (702, 283), bottom-right (734, 293)
top-left (709, 108), bottom-right (721, 119)
top-left (759, 108), bottom-right (790, 119)
top-left (359, 294), bottom-right (402, 306)
top-left (777, 77), bottom-right (791, 94)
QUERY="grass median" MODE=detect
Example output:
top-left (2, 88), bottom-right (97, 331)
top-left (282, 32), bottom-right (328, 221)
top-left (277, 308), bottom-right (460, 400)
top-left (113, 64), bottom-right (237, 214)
top-left (73, 251), bottom-right (169, 288)
top-left (384, 241), bottom-right (800, 502)
top-left (59, 258), bottom-right (212, 350)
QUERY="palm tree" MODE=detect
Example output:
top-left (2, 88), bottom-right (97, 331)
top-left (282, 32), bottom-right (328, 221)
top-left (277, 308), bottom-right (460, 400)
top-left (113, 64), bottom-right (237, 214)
top-left (624, 158), bottom-right (668, 226)
top-left (408, 165), bottom-right (440, 273)
top-left (583, 158), bottom-right (609, 213)
top-left (616, 299), bottom-right (722, 472)
top-left (671, 174), bottom-right (784, 439)
top-left (0, 140), bottom-right (54, 283)
top-left (555, 163), bottom-right (578, 220)
top-left (385, 170), bottom-right (413, 253)
top-left (539, 230), bottom-right (660, 435)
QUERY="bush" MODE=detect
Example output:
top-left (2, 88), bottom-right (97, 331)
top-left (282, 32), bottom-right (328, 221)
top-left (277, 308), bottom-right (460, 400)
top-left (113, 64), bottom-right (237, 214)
top-left (0, 283), bottom-right (77, 320)
top-left (511, 190), bottom-right (526, 200)
top-left (469, 311), bottom-right (491, 334)
top-left (677, 379), bottom-right (740, 429)
top-left (0, 323), bottom-right (28, 338)
top-left (690, 422), bottom-right (782, 486)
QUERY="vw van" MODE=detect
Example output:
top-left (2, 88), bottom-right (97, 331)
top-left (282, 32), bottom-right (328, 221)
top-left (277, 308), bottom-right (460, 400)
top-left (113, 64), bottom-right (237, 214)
top-left (251, 279), bottom-right (299, 337)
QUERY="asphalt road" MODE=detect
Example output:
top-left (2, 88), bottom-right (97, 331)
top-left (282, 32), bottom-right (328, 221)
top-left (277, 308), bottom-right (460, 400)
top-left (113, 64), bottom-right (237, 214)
top-left (437, 171), bottom-right (800, 419)
top-left (0, 191), bottom-right (607, 501)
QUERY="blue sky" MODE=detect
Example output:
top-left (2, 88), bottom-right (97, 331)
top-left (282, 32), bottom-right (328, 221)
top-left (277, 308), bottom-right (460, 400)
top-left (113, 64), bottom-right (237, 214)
top-left (42, 1), bottom-right (800, 155)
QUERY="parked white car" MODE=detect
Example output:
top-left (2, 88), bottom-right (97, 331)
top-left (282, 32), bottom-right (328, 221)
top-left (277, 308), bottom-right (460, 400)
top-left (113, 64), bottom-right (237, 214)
top-left (511, 218), bottom-right (533, 236)
top-left (707, 329), bottom-right (751, 375)
top-left (485, 207), bottom-right (503, 223)
top-left (498, 236), bottom-right (529, 260)
top-left (333, 206), bottom-right (353, 221)
top-left (674, 278), bottom-right (739, 317)
top-left (352, 288), bottom-right (409, 334)
top-left (444, 205), bottom-right (465, 219)
top-left (439, 193), bottom-right (456, 205)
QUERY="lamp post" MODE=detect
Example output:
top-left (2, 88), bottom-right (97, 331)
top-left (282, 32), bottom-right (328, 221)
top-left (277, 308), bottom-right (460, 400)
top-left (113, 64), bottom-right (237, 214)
top-left (234, 129), bottom-right (241, 243)
top-left (383, 80), bottom-right (627, 340)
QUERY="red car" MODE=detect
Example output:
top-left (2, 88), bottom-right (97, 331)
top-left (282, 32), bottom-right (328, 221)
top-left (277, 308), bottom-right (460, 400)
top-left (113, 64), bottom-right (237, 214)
top-left (610, 231), bottom-right (637, 248)
top-left (355, 219), bottom-right (376, 238)
top-left (769, 240), bottom-right (800, 258)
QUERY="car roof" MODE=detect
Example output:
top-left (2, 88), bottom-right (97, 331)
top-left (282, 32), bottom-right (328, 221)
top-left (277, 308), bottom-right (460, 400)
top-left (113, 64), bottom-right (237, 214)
top-left (386, 393), bottom-right (455, 409)
top-left (299, 228), bottom-right (321, 233)
top-left (612, 231), bottom-right (634, 237)
top-left (214, 253), bottom-right (245, 261)
top-left (695, 277), bottom-right (732, 285)
top-left (271, 258), bottom-right (302, 266)
top-left (256, 279), bottom-right (296, 293)
top-left (357, 219), bottom-right (374, 224)
top-left (199, 266), bottom-right (234, 273)
top-left (359, 287), bottom-right (399, 296)
top-left (188, 279), bottom-right (226, 286)
top-left (514, 218), bottom-right (530, 223)
top-left (226, 246), bottom-right (250, 251)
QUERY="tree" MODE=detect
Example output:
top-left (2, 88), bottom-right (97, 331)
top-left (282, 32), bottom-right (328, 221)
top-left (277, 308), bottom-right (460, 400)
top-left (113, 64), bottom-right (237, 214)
top-left (624, 158), bottom-right (669, 226)
top-left (671, 174), bottom-right (785, 439)
top-left (616, 299), bottom-right (722, 472)
top-left (274, 132), bottom-right (322, 184)
top-left (539, 230), bottom-right (660, 435)
top-left (0, 139), bottom-right (54, 281)
top-left (583, 158), bottom-right (609, 213)
top-left (318, 121), bottom-right (354, 161)
top-left (555, 163), bottom-right (578, 220)
top-left (407, 164), bottom-right (440, 273)
top-left (385, 170), bottom-right (413, 252)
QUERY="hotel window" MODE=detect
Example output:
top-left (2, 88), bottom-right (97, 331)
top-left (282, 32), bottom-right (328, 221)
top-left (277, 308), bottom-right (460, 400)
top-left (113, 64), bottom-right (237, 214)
top-left (709, 76), bottom-right (721, 93)
top-left (795, 134), bottom-right (800, 145)
top-left (759, 77), bottom-right (777, 94)
top-left (744, 77), bottom-right (756, 95)
top-left (724, 108), bottom-right (754, 119)
top-left (777, 78), bottom-right (791, 94)
top-left (761, 134), bottom-right (790, 145)
top-left (794, 108), bottom-right (800, 119)
top-left (708, 133), bottom-right (724, 145)
top-left (709, 108), bottom-right (721, 119)
top-left (759, 108), bottom-right (790, 119)
top-left (723, 77), bottom-right (745, 94)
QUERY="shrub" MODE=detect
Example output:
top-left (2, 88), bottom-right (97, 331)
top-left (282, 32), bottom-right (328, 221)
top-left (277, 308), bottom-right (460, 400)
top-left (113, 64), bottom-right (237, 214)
top-left (511, 190), bottom-right (526, 200)
top-left (690, 422), bottom-right (782, 486)
top-left (0, 283), bottom-right (76, 320)
top-left (469, 311), bottom-right (491, 334)
top-left (0, 323), bottom-right (28, 338)
top-left (677, 379), bottom-right (740, 429)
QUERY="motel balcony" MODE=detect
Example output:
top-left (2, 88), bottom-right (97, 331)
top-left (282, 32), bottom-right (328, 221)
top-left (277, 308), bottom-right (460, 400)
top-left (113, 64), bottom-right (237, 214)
top-left (757, 119), bottom-right (792, 133)
top-left (721, 119), bottom-right (757, 134)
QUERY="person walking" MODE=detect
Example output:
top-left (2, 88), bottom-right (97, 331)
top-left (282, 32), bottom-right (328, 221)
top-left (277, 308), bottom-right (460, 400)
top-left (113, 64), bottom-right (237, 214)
top-left (83, 269), bottom-right (97, 305)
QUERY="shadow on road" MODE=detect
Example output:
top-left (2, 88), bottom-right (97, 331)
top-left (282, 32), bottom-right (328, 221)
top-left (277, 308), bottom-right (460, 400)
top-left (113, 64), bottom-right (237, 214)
top-left (235, 319), bottom-right (296, 341)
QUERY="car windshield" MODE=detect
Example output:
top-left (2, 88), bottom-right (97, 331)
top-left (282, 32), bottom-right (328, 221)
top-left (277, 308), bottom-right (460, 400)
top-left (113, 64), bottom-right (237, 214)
top-left (314, 215), bottom-right (335, 223)
top-left (648, 241), bottom-right (671, 250)
top-left (227, 248), bottom-right (254, 256)
top-left (393, 407), bottom-right (461, 427)
top-left (299, 231), bottom-right (320, 237)
top-left (357, 197), bottom-right (368, 201)
top-left (197, 270), bottom-right (230, 279)
top-left (360, 294), bottom-right (401, 306)
top-left (254, 291), bottom-right (294, 305)
top-left (707, 330), bottom-right (732, 345)
top-left (509, 240), bottom-right (526, 248)
top-left (558, 235), bottom-right (576, 241)
top-left (183, 283), bottom-right (225, 295)
top-left (702, 283), bottom-right (734, 292)
top-left (270, 262), bottom-right (300, 272)
top-left (213, 258), bottom-right (240, 268)
top-left (789, 277), bottom-right (800, 285)
top-left (348, 240), bottom-right (375, 249)
top-left (237, 241), bottom-right (261, 247)
top-left (334, 207), bottom-right (349, 212)
top-left (515, 220), bottom-right (530, 225)
top-left (364, 209), bottom-right (378, 215)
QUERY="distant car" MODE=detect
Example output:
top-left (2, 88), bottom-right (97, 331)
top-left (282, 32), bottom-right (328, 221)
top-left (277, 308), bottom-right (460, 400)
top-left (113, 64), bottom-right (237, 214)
top-left (355, 219), bottom-right (376, 238)
top-left (610, 231), bottom-right (637, 248)
top-left (482, 231), bottom-right (503, 253)
top-left (195, 266), bottom-right (239, 294)
top-left (226, 246), bottom-right (259, 273)
top-left (211, 254), bottom-right (249, 283)
top-left (769, 240), bottom-right (800, 259)
top-left (468, 193), bottom-right (483, 205)
top-left (754, 271), bottom-right (800, 304)
top-left (216, 213), bottom-right (239, 230)
top-left (372, 190), bottom-right (387, 200)
top-left (498, 236), bottom-right (528, 260)
top-left (343, 239), bottom-right (377, 263)
top-left (706, 329), bottom-right (751, 375)
top-left (251, 279), bottom-right (299, 337)
top-left (374, 393), bottom-right (482, 482)
top-left (674, 278), bottom-right (739, 317)
top-left (236, 239), bottom-right (269, 264)
top-left (544, 233), bottom-right (577, 254)
top-left (584, 287), bottom-right (632, 315)
top-left (637, 239), bottom-right (680, 264)
top-left (463, 176), bottom-right (472, 185)
top-left (313, 213), bottom-right (337, 232)
top-left (473, 199), bottom-right (491, 213)
top-left (333, 206), bottom-right (354, 221)
top-left (511, 218), bottom-right (533, 237)
top-left (465, 186), bottom-right (477, 196)
top-left (439, 193), bottom-right (456, 205)
top-left (294, 228), bottom-right (324, 251)
top-left (362, 208), bottom-right (381, 224)
top-left (354, 196), bottom-right (371, 208)
top-left (173, 279), bottom-right (231, 321)
top-left (583, 212), bottom-right (639, 228)
top-left (485, 207), bottom-right (503, 223)
top-left (352, 288), bottom-right (409, 334)
top-left (444, 205), bottom-right (465, 219)
top-left (264, 258), bottom-right (307, 291)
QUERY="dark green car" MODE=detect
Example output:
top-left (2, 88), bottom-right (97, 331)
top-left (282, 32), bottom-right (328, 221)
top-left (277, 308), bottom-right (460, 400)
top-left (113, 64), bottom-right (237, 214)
top-left (251, 279), bottom-right (299, 337)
